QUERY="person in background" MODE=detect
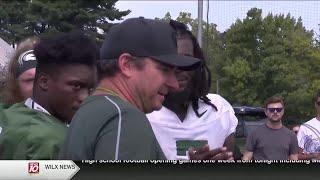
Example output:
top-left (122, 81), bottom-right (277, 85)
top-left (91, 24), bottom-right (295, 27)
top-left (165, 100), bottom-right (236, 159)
top-left (0, 37), bottom-right (39, 136)
top-left (2, 37), bottom-right (39, 106)
top-left (59, 17), bottom-right (201, 160)
top-left (242, 96), bottom-right (299, 160)
top-left (297, 90), bottom-right (320, 160)
top-left (291, 124), bottom-right (300, 135)
top-left (146, 20), bottom-right (237, 160)
top-left (0, 31), bottom-right (98, 159)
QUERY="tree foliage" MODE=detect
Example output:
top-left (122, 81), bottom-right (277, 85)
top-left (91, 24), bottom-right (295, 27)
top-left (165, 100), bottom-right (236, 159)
top-left (222, 8), bottom-right (319, 122)
top-left (0, 0), bottom-right (130, 45)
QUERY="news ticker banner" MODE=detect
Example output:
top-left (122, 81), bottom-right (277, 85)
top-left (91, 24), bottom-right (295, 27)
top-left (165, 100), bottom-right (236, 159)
top-left (0, 159), bottom-right (320, 179)
top-left (81, 159), bottom-right (320, 164)
top-left (0, 160), bottom-right (79, 180)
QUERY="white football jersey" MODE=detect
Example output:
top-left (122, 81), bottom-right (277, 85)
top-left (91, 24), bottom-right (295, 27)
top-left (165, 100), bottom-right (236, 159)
top-left (147, 94), bottom-right (238, 160)
top-left (297, 117), bottom-right (320, 153)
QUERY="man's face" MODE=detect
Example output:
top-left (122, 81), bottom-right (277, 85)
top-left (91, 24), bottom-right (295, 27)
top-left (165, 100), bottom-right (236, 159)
top-left (265, 102), bottom-right (284, 122)
top-left (315, 97), bottom-right (320, 115)
top-left (18, 68), bottom-right (35, 100)
top-left (130, 58), bottom-right (179, 113)
top-left (47, 64), bottom-right (97, 123)
top-left (175, 37), bottom-right (195, 92)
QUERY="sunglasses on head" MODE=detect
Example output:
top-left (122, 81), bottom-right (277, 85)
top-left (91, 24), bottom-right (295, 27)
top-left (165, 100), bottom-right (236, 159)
top-left (316, 101), bottom-right (320, 106)
top-left (267, 108), bottom-right (283, 113)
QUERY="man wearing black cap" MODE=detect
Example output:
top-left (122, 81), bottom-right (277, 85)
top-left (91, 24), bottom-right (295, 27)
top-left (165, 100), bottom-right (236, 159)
top-left (59, 17), bottom-right (201, 160)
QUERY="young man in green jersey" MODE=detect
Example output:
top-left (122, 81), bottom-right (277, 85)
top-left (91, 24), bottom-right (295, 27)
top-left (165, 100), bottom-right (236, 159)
top-left (0, 31), bottom-right (98, 159)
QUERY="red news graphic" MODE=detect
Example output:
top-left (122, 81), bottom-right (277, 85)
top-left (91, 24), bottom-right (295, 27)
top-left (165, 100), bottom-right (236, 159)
top-left (28, 162), bottom-right (40, 174)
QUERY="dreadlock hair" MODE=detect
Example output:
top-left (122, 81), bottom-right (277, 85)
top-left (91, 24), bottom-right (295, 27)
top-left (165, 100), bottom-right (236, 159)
top-left (169, 20), bottom-right (217, 116)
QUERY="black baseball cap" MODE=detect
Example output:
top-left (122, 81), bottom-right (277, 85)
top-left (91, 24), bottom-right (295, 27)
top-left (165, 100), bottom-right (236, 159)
top-left (100, 17), bottom-right (201, 70)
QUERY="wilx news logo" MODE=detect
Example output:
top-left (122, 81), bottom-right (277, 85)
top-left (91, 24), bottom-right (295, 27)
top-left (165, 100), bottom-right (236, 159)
top-left (28, 162), bottom-right (40, 174)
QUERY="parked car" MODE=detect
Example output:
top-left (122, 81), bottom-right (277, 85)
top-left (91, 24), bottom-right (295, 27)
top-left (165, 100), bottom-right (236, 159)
top-left (233, 106), bottom-right (267, 137)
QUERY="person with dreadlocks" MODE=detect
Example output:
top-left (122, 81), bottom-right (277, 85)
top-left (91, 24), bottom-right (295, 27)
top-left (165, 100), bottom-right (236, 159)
top-left (147, 20), bottom-right (238, 160)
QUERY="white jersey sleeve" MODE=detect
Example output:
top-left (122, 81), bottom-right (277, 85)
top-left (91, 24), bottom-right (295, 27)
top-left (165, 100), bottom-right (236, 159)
top-left (297, 118), bottom-right (320, 153)
top-left (206, 94), bottom-right (238, 136)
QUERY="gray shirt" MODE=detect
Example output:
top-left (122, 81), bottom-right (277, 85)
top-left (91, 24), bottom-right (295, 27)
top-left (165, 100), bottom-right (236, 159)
top-left (245, 124), bottom-right (299, 160)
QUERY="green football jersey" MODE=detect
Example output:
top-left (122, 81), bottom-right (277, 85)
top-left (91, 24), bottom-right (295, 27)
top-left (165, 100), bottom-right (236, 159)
top-left (0, 102), bottom-right (11, 134)
top-left (0, 102), bottom-right (67, 159)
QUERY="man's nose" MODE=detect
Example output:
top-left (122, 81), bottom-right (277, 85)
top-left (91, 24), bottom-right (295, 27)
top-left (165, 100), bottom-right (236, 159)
top-left (78, 89), bottom-right (90, 103)
top-left (166, 71), bottom-right (179, 90)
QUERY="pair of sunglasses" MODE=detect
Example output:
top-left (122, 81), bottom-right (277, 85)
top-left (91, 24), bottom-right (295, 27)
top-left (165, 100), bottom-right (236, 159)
top-left (267, 108), bottom-right (283, 113)
top-left (316, 101), bottom-right (320, 106)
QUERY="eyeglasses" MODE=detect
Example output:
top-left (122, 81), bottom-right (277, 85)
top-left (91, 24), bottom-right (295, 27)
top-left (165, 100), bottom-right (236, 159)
top-left (316, 101), bottom-right (320, 106)
top-left (267, 108), bottom-right (283, 113)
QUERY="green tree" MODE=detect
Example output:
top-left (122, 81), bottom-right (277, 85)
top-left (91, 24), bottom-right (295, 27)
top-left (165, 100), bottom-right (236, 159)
top-left (223, 8), bottom-right (320, 122)
top-left (155, 12), bottom-right (172, 21)
top-left (0, 0), bottom-right (130, 45)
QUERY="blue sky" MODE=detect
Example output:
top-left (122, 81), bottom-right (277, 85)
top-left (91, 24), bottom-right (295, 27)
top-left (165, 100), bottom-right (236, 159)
top-left (115, 1), bottom-right (320, 34)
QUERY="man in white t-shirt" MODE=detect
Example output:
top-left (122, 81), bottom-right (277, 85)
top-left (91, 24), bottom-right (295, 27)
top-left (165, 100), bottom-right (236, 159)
top-left (297, 91), bottom-right (320, 159)
top-left (147, 20), bottom-right (237, 160)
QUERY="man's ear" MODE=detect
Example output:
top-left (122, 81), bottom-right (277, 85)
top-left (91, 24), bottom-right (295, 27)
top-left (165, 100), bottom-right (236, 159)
top-left (264, 108), bottom-right (268, 116)
top-left (118, 53), bottom-right (135, 77)
top-left (37, 73), bottom-right (50, 91)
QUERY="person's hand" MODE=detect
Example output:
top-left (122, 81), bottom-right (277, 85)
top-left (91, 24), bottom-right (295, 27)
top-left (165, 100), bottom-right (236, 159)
top-left (311, 153), bottom-right (320, 160)
top-left (188, 145), bottom-right (233, 160)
